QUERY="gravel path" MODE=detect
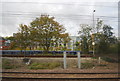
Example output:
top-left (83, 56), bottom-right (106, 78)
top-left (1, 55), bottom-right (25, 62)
top-left (3, 73), bottom-right (118, 78)
top-left (2, 68), bottom-right (118, 73)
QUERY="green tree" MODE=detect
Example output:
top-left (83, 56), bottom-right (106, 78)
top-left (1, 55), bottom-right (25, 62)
top-left (78, 24), bottom-right (92, 54)
top-left (96, 25), bottom-right (115, 54)
top-left (102, 25), bottom-right (116, 44)
top-left (96, 18), bottom-right (103, 33)
top-left (92, 18), bottom-right (103, 54)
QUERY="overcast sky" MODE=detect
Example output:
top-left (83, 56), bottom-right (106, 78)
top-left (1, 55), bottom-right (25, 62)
top-left (0, 0), bottom-right (119, 37)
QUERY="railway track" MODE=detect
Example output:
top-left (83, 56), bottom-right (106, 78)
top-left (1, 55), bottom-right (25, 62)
top-left (2, 72), bottom-right (119, 81)
top-left (1, 71), bottom-right (119, 74)
top-left (2, 77), bottom-right (119, 81)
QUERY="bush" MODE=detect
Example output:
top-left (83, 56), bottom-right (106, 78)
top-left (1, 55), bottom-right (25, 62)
top-left (2, 58), bottom-right (22, 69)
top-left (101, 57), bottom-right (118, 63)
top-left (98, 64), bottom-right (107, 67)
top-left (81, 63), bottom-right (94, 69)
top-left (29, 63), bottom-right (48, 69)
top-left (91, 57), bottom-right (97, 59)
top-left (49, 62), bottom-right (61, 69)
top-left (2, 65), bottom-right (14, 69)
top-left (28, 62), bottom-right (61, 70)
top-left (108, 44), bottom-right (118, 54)
top-left (2, 59), bottom-right (15, 69)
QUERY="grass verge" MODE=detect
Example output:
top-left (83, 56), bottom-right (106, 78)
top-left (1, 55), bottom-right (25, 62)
top-left (81, 63), bottom-right (94, 69)
top-left (2, 59), bottom-right (18, 69)
top-left (28, 62), bottom-right (61, 69)
top-left (101, 57), bottom-right (118, 63)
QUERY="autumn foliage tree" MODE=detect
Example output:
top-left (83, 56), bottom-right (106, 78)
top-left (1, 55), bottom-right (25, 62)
top-left (59, 33), bottom-right (71, 50)
top-left (30, 15), bottom-right (69, 51)
top-left (14, 24), bottom-right (30, 51)
top-left (13, 15), bottom-right (70, 52)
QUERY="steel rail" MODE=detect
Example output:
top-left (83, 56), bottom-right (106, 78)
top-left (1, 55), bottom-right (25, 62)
top-left (1, 77), bottom-right (119, 79)
top-left (1, 72), bottom-right (119, 74)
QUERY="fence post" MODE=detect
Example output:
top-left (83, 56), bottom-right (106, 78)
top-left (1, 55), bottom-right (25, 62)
top-left (77, 52), bottom-right (81, 69)
top-left (63, 51), bottom-right (67, 69)
top-left (98, 57), bottom-right (101, 64)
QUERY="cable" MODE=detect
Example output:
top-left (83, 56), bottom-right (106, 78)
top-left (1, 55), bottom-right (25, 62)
top-left (1, 12), bottom-right (118, 19)
top-left (1, 16), bottom-right (119, 23)
top-left (1, 2), bottom-right (118, 8)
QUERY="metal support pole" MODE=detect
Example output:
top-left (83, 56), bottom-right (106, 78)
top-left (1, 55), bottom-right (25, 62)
top-left (93, 12), bottom-right (95, 30)
top-left (92, 42), bottom-right (95, 56)
top-left (93, 45), bottom-right (95, 56)
top-left (63, 51), bottom-right (67, 69)
top-left (92, 10), bottom-right (95, 56)
top-left (77, 52), bottom-right (81, 69)
top-left (93, 10), bottom-right (95, 33)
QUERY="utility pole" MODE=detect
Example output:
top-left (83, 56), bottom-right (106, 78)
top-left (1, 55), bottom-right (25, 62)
top-left (92, 10), bottom-right (96, 56)
top-left (93, 10), bottom-right (96, 33)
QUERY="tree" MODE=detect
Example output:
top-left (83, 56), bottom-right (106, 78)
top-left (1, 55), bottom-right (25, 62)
top-left (29, 26), bottom-right (39, 50)
top-left (78, 24), bottom-right (92, 54)
top-left (14, 24), bottom-right (30, 52)
top-left (96, 25), bottom-right (115, 54)
top-left (92, 18), bottom-right (103, 54)
top-left (5, 36), bottom-right (14, 41)
top-left (102, 25), bottom-right (115, 44)
top-left (4, 36), bottom-right (15, 50)
top-left (96, 18), bottom-right (103, 33)
top-left (59, 33), bottom-right (71, 50)
top-left (30, 15), bottom-right (68, 52)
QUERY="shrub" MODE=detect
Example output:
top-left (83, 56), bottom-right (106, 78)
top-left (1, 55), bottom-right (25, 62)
top-left (49, 62), bottom-right (61, 69)
top-left (28, 62), bottom-right (61, 70)
top-left (2, 59), bottom-right (15, 69)
top-left (98, 64), bottom-right (107, 67)
top-left (91, 57), bottom-right (97, 59)
top-left (81, 63), bottom-right (94, 69)
top-left (2, 65), bottom-right (14, 69)
top-left (101, 57), bottom-right (118, 63)
top-left (2, 58), bottom-right (21, 69)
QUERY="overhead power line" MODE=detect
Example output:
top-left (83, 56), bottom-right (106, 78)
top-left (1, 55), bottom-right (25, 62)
top-left (1, 2), bottom-right (118, 8)
top-left (1, 15), bottom-right (119, 22)
top-left (1, 12), bottom-right (118, 18)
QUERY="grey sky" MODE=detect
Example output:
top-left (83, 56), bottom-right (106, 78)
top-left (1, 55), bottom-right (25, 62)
top-left (0, 0), bottom-right (119, 37)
